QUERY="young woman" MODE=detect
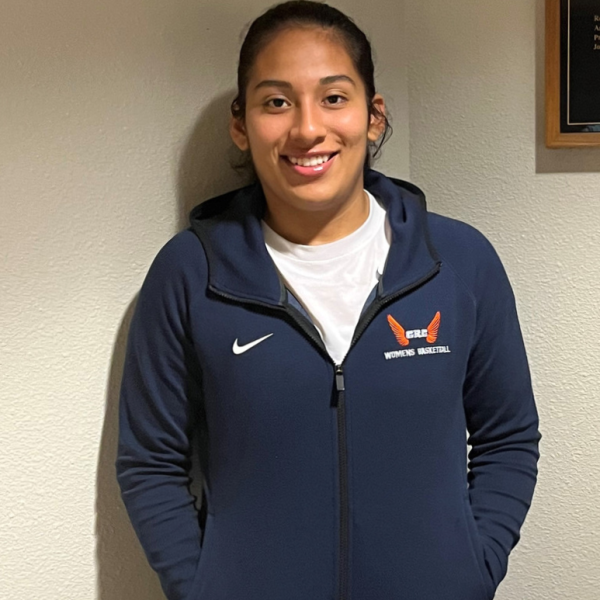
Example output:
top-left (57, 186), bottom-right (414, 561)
top-left (116, 2), bottom-right (541, 600)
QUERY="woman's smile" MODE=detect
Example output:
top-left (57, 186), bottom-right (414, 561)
top-left (281, 151), bottom-right (339, 177)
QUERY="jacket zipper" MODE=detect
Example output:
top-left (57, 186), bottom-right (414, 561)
top-left (334, 365), bottom-right (349, 600)
top-left (210, 261), bottom-right (441, 600)
top-left (330, 262), bottom-right (441, 600)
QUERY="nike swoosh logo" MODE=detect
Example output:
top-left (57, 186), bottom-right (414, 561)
top-left (232, 333), bottom-right (274, 355)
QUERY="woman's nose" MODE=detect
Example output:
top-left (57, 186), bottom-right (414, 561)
top-left (290, 103), bottom-right (327, 144)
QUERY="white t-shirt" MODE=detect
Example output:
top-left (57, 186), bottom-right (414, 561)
top-left (262, 191), bottom-right (390, 365)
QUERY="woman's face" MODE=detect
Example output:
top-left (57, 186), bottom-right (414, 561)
top-left (230, 26), bottom-right (385, 217)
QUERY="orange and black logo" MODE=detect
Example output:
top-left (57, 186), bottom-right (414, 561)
top-left (387, 311), bottom-right (440, 346)
top-left (384, 312), bottom-right (450, 360)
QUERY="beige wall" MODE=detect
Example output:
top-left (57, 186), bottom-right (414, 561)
top-left (0, 1), bottom-right (407, 599)
top-left (406, 1), bottom-right (600, 599)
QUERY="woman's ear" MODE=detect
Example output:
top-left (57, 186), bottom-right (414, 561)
top-left (230, 116), bottom-right (249, 151)
top-left (367, 94), bottom-right (387, 142)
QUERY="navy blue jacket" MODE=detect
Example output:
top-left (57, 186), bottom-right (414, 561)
top-left (116, 170), bottom-right (540, 600)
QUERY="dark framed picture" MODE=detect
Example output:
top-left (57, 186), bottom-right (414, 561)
top-left (546, 0), bottom-right (600, 147)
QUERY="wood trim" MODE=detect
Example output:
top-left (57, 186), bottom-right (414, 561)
top-left (545, 0), bottom-right (600, 148)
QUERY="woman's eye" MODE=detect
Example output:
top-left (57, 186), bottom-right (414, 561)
top-left (325, 95), bottom-right (346, 106)
top-left (266, 98), bottom-right (288, 109)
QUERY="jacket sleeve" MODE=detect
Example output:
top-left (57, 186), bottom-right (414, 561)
top-left (115, 236), bottom-right (204, 600)
top-left (462, 237), bottom-right (541, 589)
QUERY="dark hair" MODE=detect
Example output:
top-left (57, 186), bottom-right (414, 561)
top-left (231, 0), bottom-right (392, 172)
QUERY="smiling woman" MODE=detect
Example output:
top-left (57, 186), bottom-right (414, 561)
top-left (115, 3), bottom-right (541, 600)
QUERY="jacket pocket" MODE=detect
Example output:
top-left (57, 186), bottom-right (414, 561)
top-left (182, 557), bottom-right (204, 600)
top-left (182, 512), bottom-right (213, 600)
top-left (462, 492), bottom-right (496, 600)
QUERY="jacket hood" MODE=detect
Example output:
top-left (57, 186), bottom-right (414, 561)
top-left (188, 169), bottom-right (440, 307)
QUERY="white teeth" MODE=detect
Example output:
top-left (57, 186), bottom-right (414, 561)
top-left (288, 154), bottom-right (331, 167)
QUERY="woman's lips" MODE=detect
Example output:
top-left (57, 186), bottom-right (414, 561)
top-left (282, 153), bottom-right (338, 178)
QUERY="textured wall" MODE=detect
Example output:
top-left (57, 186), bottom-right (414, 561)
top-left (0, 1), bottom-right (408, 599)
top-left (406, 1), bottom-right (600, 598)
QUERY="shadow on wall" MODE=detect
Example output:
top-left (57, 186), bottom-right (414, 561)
top-left (177, 90), bottom-right (253, 228)
top-left (534, 0), bottom-right (600, 173)
top-left (95, 296), bottom-right (167, 600)
top-left (96, 91), bottom-right (252, 600)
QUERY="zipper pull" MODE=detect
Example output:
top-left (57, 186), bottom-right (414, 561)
top-left (333, 365), bottom-right (345, 407)
top-left (335, 365), bottom-right (345, 392)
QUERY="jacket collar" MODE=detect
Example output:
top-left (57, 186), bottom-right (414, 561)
top-left (189, 169), bottom-right (440, 307)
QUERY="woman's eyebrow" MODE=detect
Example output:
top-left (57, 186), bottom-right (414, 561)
top-left (254, 74), bottom-right (356, 90)
top-left (319, 75), bottom-right (356, 87)
top-left (254, 79), bottom-right (292, 90)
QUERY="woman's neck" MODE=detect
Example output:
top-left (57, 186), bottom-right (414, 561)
top-left (262, 188), bottom-right (370, 246)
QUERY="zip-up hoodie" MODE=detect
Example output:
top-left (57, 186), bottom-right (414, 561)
top-left (116, 169), bottom-right (540, 600)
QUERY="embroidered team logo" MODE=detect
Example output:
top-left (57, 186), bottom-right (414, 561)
top-left (384, 311), bottom-right (450, 360)
top-left (387, 312), bottom-right (440, 346)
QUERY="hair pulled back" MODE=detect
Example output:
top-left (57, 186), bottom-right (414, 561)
top-left (231, 0), bottom-right (392, 169)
